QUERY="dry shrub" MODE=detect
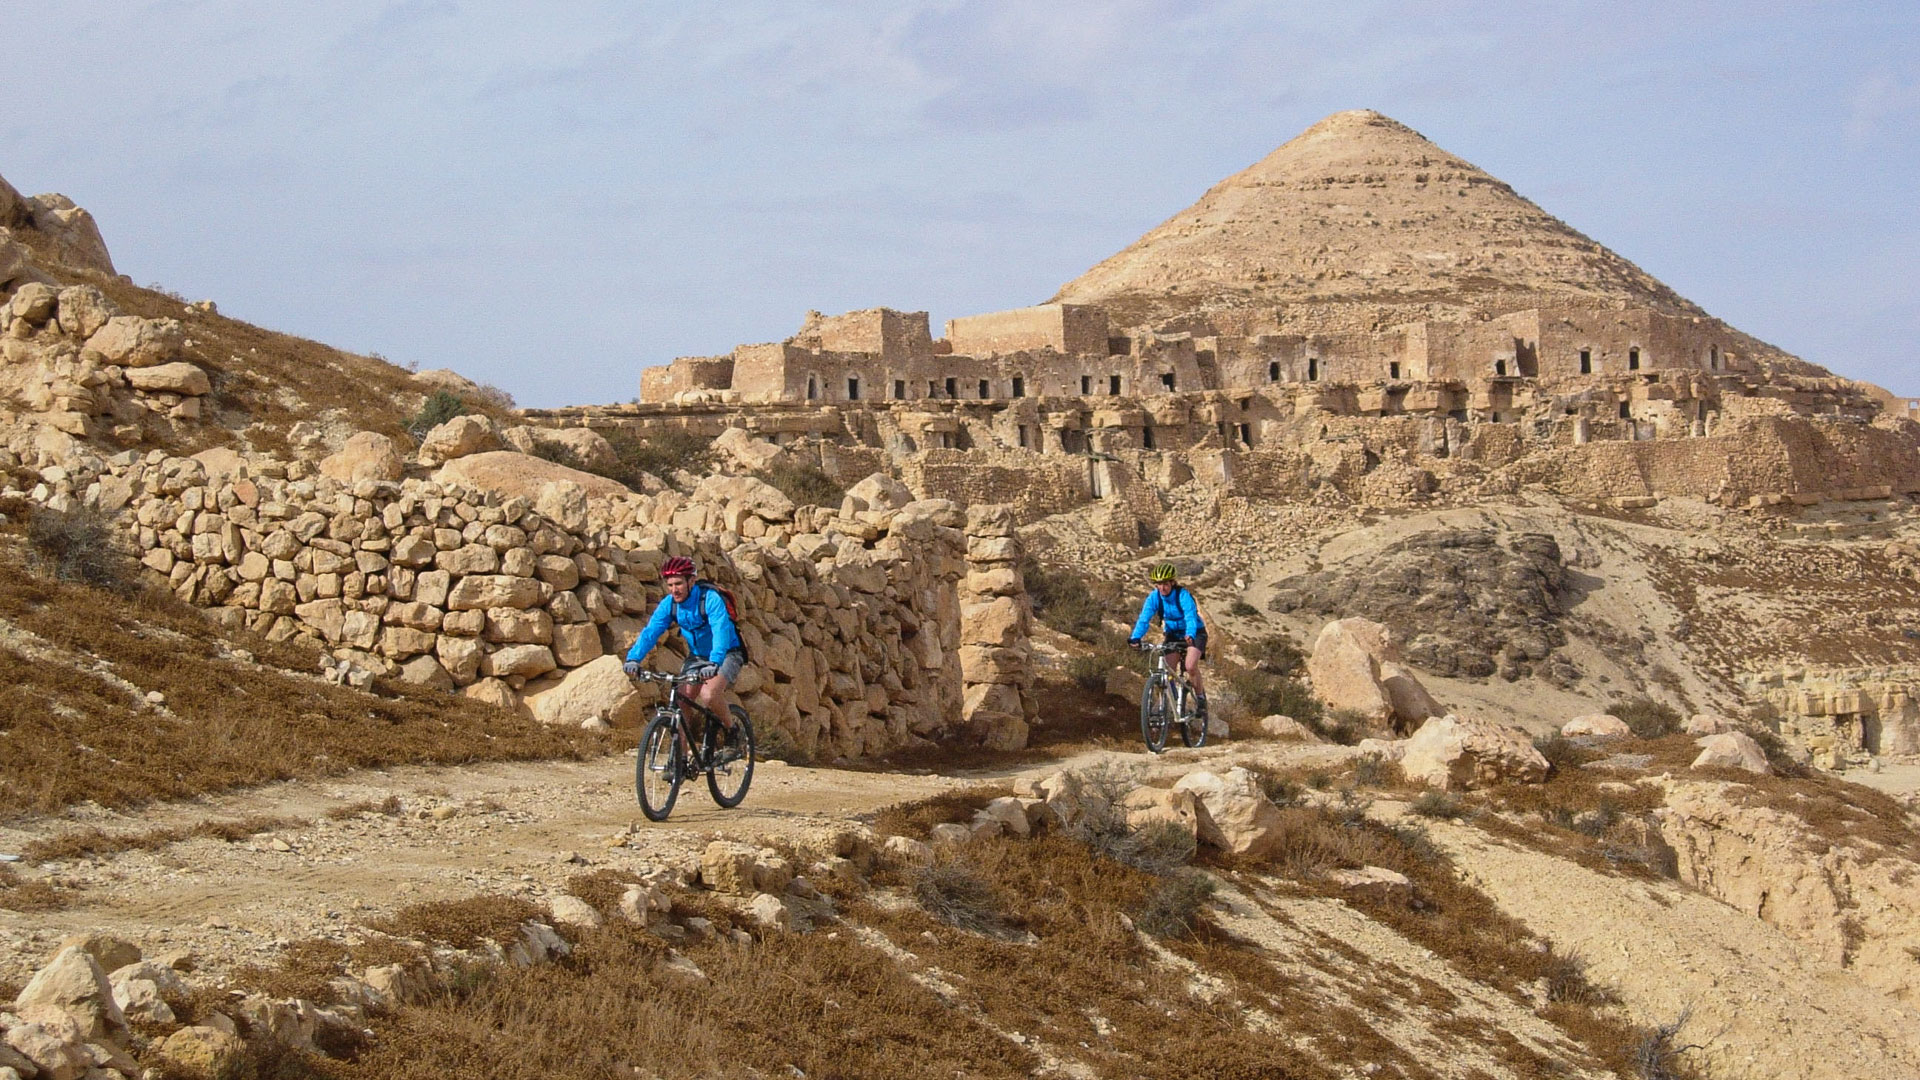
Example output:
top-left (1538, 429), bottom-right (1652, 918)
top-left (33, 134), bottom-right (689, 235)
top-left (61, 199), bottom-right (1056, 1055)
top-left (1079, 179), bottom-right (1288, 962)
top-left (325, 796), bottom-right (402, 821)
top-left (23, 815), bottom-right (298, 861)
top-left (1132, 871), bottom-right (1216, 938)
top-left (564, 870), bottom-right (644, 914)
top-left (0, 538), bottom-right (608, 817)
top-left (911, 858), bottom-right (1019, 936)
top-left (291, 919), bottom-right (1041, 1080)
top-left (0, 864), bottom-right (71, 911)
top-left (230, 938), bottom-right (355, 1005)
top-left (1614, 697), bottom-right (1682, 738)
top-left (872, 785), bottom-right (1009, 840)
top-left (1020, 556), bottom-right (1121, 643)
top-left (26, 505), bottom-right (133, 592)
top-left (1408, 790), bottom-right (1466, 820)
top-left (1222, 664), bottom-right (1327, 732)
top-left (369, 896), bottom-right (545, 951)
top-left (604, 428), bottom-right (712, 485)
top-left (755, 460), bottom-right (845, 509)
top-left (404, 389), bottom-right (468, 439)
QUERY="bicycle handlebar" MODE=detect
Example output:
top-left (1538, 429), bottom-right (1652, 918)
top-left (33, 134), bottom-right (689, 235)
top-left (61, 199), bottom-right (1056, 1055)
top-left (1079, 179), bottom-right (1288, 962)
top-left (630, 669), bottom-right (709, 685)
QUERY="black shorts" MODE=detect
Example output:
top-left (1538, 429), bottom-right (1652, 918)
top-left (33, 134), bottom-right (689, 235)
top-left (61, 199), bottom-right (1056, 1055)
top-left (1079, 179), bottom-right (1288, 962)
top-left (1166, 629), bottom-right (1208, 661)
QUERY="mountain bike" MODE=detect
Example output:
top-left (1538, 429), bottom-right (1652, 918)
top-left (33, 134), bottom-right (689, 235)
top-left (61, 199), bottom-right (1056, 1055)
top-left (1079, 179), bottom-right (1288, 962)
top-left (630, 669), bottom-right (755, 822)
top-left (1136, 640), bottom-right (1206, 753)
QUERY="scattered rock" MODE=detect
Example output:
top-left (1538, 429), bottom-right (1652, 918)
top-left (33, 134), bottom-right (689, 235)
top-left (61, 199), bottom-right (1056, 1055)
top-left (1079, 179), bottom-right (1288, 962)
top-left (1562, 713), bottom-right (1630, 739)
top-left (1692, 732), bottom-right (1772, 775)
top-left (1172, 767), bottom-right (1287, 857)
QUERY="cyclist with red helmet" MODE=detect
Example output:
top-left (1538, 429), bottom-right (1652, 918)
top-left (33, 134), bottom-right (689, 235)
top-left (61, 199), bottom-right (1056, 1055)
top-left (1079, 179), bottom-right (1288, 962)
top-left (624, 555), bottom-right (745, 731)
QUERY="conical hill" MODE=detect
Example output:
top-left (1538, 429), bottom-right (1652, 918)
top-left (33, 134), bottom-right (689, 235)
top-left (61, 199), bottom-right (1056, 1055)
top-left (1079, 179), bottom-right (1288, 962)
top-left (1053, 110), bottom-right (1714, 337)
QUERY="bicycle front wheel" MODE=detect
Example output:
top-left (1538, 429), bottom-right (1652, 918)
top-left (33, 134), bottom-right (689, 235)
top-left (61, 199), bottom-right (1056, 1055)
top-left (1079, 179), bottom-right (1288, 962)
top-left (1140, 676), bottom-right (1172, 754)
top-left (706, 704), bottom-right (756, 809)
top-left (636, 715), bottom-right (683, 822)
top-left (1178, 686), bottom-right (1208, 749)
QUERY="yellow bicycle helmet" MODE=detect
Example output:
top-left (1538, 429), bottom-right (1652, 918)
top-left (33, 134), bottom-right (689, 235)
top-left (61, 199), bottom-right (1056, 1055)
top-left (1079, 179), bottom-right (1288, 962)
top-left (1149, 563), bottom-right (1177, 583)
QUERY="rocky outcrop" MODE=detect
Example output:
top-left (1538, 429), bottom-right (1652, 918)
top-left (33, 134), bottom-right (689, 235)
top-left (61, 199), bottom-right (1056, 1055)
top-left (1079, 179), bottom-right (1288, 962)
top-left (1306, 617), bottom-right (1440, 730)
top-left (1172, 768), bottom-right (1288, 856)
top-left (1276, 530), bottom-right (1570, 682)
top-left (416, 414), bottom-right (502, 466)
top-left (435, 450), bottom-right (631, 502)
top-left (1692, 732), bottom-right (1772, 774)
top-left (1655, 778), bottom-right (1920, 1003)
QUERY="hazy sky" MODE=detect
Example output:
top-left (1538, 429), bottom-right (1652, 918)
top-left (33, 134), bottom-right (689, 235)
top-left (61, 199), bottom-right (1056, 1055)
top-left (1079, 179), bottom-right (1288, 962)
top-left (4, 2), bottom-right (1915, 406)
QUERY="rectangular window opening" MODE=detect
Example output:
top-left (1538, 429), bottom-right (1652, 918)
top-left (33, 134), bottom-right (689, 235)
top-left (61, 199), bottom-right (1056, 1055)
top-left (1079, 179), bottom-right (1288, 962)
top-left (846, 377), bottom-right (860, 401)
top-left (1628, 347), bottom-right (1641, 371)
top-left (1389, 361), bottom-right (1401, 380)
top-left (1268, 361), bottom-right (1280, 382)
top-left (1011, 376), bottom-right (1025, 398)
top-left (978, 379), bottom-right (990, 399)
top-left (1080, 375), bottom-right (1092, 395)
top-left (1109, 374), bottom-right (1121, 395)
top-left (945, 377), bottom-right (957, 398)
top-left (1160, 372), bottom-right (1176, 391)
top-left (1237, 423), bottom-right (1252, 445)
top-left (893, 379), bottom-right (905, 400)
top-left (1579, 349), bottom-right (1592, 375)
top-left (1142, 426), bottom-right (1155, 450)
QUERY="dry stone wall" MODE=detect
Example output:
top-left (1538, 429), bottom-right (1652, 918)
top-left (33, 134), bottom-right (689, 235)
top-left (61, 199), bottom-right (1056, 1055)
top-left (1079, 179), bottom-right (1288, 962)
top-left (6, 445), bottom-right (987, 761)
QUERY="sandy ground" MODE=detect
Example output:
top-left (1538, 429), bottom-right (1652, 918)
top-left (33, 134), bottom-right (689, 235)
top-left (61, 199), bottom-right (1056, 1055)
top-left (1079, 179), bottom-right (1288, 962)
top-left (0, 737), bottom-right (1352, 985)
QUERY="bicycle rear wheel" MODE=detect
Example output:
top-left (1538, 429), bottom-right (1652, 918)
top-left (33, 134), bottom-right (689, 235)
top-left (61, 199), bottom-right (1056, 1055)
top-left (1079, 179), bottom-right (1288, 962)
top-left (706, 704), bottom-right (756, 809)
top-left (1178, 685), bottom-right (1208, 748)
top-left (636, 715), bottom-right (683, 822)
top-left (1140, 676), bottom-right (1172, 753)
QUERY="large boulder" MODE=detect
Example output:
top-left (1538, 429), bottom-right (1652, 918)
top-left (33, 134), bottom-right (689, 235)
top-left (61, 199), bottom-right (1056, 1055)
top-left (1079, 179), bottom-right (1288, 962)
top-left (692, 473), bottom-right (795, 522)
top-left (157, 1026), bottom-right (245, 1077)
top-left (436, 450), bottom-right (629, 502)
top-left (1171, 767), bottom-right (1287, 857)
top-left (1307, 618), bottom-right (1437, 729)
top-left (26, 192), bottom-right (115, 274)
top-left (1563, 713), bottom-right (1630, 739)
top-left (416, 414), bottom-right (501, 466)
top-left (81, 315), bottom-right (185, 367)
top-left (12, 944), bottom-right (128, 1041)
top-left (319, 432), bottom-right (404, 484)
top-left (54, 285), bottom-right (118, 338)
top-left (522, 656), bottom-right (647, 728)
top-left (124, 360), bottom-right (211, 396)
top-left (1400, 714), bottom-right (1550, 791)
top-left (711, 426), bottom-right (784, 472)
top-left (540, 427), bottom-right (618, 473)
top-left (1692, 732), bottom-right (1772, 775)
top-left (844, 472), bottom-right (915, 514)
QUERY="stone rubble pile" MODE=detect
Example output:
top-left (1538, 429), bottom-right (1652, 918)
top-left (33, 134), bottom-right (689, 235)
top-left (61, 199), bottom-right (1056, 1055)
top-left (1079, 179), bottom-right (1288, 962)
top-left (2, 423), bottom-right (1048, 759)
top-left (1, 282), bottom-right (205, 438)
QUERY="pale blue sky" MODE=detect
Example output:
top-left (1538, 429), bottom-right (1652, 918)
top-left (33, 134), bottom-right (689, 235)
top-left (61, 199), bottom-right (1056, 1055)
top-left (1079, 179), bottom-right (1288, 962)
top-left (4, 2), bottom-right (1915, 406)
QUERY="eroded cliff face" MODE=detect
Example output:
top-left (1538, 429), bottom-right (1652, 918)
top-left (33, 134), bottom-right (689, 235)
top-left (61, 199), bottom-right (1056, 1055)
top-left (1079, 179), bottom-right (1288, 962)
top-left (1655, 777), bottom-right (1920, 1003)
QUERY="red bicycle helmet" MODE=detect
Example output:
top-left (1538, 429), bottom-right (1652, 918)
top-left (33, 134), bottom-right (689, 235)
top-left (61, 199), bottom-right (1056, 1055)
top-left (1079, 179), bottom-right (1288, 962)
top-left (660, 555), bottom-right (697, 579)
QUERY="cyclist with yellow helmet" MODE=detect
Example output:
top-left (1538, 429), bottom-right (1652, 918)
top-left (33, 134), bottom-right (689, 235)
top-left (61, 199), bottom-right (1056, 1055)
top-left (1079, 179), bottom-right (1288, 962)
top-left (1129, 563), bottom-right (1208, 718)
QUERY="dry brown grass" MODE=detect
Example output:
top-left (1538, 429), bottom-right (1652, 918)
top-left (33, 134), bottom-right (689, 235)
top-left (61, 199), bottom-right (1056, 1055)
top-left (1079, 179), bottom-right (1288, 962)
top-left (870, 784), bottom-right (1010, 838)
top-left (66, 272), bottom-right (515, 454)
top-left (368, 896), bottom-right (546, 952)
top-left (0, 534), bottom-right (609, 819)
top-left (0, 863), bottom-right (72, 911)
top-left (21, 814), bottom-right (300, 862)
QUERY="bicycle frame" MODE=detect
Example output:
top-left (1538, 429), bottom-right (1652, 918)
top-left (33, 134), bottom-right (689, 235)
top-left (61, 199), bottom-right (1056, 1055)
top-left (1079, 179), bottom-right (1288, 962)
top-left (1138, 640), bottom-right (1205, 752)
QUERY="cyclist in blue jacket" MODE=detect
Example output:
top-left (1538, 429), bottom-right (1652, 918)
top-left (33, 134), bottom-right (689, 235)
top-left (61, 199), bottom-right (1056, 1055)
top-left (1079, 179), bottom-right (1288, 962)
top-left (623, 555), bottom-right (744, 731)
top-left (1128, 562), bottom-right (1209, 717)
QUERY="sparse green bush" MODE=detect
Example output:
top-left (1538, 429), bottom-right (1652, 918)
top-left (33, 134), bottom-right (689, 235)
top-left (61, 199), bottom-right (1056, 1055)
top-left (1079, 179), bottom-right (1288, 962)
top-left (756, 460), bottom-right (845, 509)
top-left (1021, 557), bottom-right (1118, 643)
top-left (1223, 666), bottom-right (1326, 732)
top-left (599, 428), bottom-right (714, 487)
top-left (1245, 633), bottom-right (1306, 676)
top-left (27, 506), bottom-right (132, 593)
top-left (1228, 599), bottom-right (1259, 618)
top-left (1350, 753), bottom-right (1401, 789)
top-left (406, 389), bottom-right (467, 439)
top-left (1614, 697), bottom-right (1682, 739)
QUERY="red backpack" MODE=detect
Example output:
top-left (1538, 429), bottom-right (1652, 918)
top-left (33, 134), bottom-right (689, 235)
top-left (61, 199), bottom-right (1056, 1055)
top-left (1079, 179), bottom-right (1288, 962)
top-left (694, 579), bottom-right (749, 662)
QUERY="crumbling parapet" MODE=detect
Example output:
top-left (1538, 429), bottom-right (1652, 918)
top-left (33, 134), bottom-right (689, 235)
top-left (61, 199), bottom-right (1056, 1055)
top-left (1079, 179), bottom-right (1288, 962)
top-left (957, 504), bottom-right (1037, 750)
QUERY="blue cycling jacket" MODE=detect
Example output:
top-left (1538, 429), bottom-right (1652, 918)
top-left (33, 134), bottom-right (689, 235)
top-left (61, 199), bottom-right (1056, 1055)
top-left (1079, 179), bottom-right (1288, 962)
top-left (1130, 586), bottom-right (1205, 641)
top-left (627, 585), bottom-right (743, 665)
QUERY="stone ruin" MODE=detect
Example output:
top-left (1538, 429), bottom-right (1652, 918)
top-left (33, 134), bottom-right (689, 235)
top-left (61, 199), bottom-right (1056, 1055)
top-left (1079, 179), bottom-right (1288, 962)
top-left (3, 425), bottom-right (1041, 761)
top-left (1742, 664), bottom-right (1920, 769)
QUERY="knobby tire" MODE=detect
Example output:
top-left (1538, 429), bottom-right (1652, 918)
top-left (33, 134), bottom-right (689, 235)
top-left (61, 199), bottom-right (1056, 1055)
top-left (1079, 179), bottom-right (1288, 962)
top-left (706, 704), bottom-right (756, 808)
top-left (1140, 676), bottom-right (1172, 754)
top-left (1178, 683), bottom-right (1208, 748)
top-left (636, 715), bottom-right (683, 822)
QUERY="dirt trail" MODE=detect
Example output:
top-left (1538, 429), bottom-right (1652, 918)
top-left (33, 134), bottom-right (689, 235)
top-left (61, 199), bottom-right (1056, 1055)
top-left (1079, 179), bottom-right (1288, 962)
top-left (0, 739), bottom-right (1347, 984)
